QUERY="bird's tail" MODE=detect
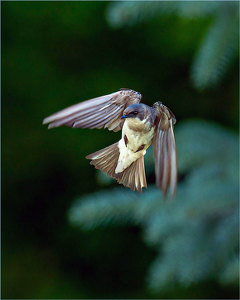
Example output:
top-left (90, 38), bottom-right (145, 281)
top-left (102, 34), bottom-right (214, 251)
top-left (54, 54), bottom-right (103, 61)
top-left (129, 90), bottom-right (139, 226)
top-left (86, 142), bottom-right (147, 193)
top-left (86, 142), bottom-right (120, 179)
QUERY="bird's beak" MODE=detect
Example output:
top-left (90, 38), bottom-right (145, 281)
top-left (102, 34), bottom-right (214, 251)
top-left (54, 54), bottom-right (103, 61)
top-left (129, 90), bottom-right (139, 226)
top-left (121, 115), bottom-right (128, 119)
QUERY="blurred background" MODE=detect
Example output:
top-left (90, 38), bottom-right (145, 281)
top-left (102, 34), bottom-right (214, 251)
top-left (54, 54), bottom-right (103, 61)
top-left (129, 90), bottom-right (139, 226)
top-left (2, 1), bottom-right (239, 299)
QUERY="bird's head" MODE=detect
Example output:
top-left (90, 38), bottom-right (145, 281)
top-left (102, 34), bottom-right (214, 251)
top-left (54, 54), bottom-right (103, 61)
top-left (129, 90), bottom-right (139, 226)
top-left (122, 104), bottom-right (146, 121)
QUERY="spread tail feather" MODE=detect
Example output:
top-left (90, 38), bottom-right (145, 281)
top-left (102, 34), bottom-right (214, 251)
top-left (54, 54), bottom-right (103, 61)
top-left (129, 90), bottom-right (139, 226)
top-left (116, 155), bottom-right (147, 193)
top-left (86, 142), bottom-right (120, 178)
top-left (86, 143), bottom-right (147, 193)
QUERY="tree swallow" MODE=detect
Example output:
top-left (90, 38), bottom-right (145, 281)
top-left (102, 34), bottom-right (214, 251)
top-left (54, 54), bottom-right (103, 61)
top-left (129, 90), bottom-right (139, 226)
top-left (43, 89), bottom-right (177, 196)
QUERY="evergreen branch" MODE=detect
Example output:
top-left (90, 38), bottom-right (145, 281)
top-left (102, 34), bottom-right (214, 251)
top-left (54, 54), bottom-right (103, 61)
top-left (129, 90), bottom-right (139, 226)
top-left (68, 120), bottom-right (239, 290)
top-left (106, 2), bottom-right (224, 28)
top-left (191, 10), bottom-right (238, 89)
top-left (106, 2), bottom-right (174, 28)
top-left (176, 120), bottom-right (238, 172)
top-left (69, 188), bottom-right (139, 229)
top-left (106, 2), bottom-right (238, 90)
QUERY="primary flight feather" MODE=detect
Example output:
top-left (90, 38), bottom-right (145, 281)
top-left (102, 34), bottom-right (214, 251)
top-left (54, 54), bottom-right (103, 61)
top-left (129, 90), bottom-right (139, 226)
top-left (43, 89), bottom-right (177, 196)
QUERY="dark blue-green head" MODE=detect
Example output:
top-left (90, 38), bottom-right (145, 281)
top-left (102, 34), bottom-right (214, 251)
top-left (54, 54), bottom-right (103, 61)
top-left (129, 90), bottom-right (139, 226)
top-left (122, 103), bottom-right (155, 124)
top-left (122, 103), bottom-right (147, 121)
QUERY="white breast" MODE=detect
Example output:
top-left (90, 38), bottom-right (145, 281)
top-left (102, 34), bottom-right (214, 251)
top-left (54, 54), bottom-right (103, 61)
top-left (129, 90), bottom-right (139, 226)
top-left (115, 118), bottom-right (154, 173)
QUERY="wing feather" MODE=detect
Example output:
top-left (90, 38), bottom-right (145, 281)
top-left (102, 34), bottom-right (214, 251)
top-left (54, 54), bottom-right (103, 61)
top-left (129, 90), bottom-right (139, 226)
top-left (153, 102), bottom-right (177, 197)
top-left (75, 107), bottom-right (122, 129)
top-left (43, 89), bottom-right (142, 132)
top-left (168, 123), bottom-right (177, 196)
top-left (72, 104), bottom-right (120, 127)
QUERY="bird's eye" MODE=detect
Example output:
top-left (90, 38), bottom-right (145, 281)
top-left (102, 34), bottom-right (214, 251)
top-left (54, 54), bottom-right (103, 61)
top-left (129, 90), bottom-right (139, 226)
top-left (132, 111), bottom-right (138, 115)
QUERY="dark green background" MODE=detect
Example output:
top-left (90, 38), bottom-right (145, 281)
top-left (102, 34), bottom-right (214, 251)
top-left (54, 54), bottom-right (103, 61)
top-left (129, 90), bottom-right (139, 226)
top-left (2, 2), bottom-right (238, 299)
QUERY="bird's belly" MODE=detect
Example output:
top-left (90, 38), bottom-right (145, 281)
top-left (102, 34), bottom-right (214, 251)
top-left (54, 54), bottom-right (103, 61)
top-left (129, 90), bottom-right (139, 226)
top-left (124, 130), bottom-right (150, 153)
top-left (115, 120), bottom-right (154, 173)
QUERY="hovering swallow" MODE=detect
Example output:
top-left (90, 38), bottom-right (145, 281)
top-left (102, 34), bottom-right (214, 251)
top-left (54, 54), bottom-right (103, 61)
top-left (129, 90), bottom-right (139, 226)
top-left (43, 89), bottom-right (177, 196)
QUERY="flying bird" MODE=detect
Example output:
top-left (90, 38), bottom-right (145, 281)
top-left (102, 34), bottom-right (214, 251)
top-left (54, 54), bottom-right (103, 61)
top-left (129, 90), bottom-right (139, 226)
top-left (43, 89), bottom-right (177, 196)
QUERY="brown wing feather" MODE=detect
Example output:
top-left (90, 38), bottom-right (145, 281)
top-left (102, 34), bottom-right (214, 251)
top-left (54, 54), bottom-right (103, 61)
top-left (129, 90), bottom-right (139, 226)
top-left (152, 102), bottom-right (177, 197)
top-left (43, 89), bottom-right (142, 132)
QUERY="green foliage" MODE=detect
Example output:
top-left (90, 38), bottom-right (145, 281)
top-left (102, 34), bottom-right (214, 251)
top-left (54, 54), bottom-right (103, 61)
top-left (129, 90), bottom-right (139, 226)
top-left (191, 9), bottom-right (238, 90)
top-left (106, 1), bottom-right (239, 90)
top-left (69, 120), bottom-right (239, 292)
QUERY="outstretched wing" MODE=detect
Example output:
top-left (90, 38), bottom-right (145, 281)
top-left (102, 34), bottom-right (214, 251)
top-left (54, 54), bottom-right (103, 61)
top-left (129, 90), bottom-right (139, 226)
top-left (43, 89), bottom-right (142, 132)
top-left (152, 102), bottom-right (177, 197)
